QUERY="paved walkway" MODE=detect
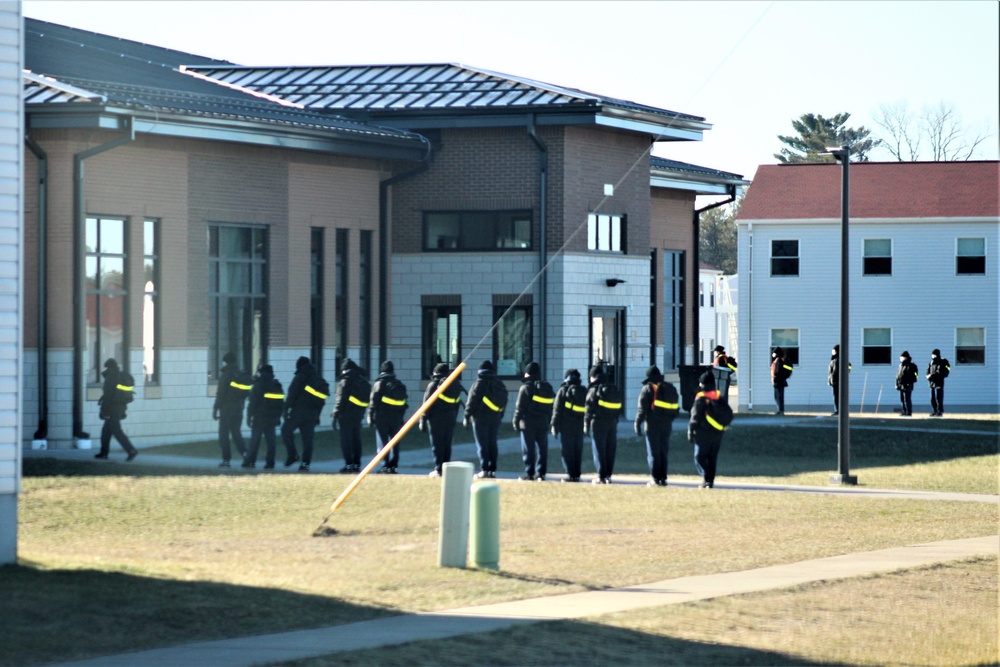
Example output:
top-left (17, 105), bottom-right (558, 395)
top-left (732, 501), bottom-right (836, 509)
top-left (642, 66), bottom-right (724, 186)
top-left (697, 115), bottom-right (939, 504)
top-left (49, 534), bottom-right (999, 667)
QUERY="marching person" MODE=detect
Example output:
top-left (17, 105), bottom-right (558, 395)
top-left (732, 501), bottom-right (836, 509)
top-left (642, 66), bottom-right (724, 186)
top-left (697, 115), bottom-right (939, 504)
top-left (331, 359), bottom-right (371, 474)
top-left (895, 351), bottom-right (918, 417)
top-left (464, 360), bottom-right (507, 479)
top-left (512, 361), bottom-right (555, 481)
top-left (634, 365), bottom-right (679, 487)
top-left (770, 347), bottom-right (793, 415)
top-left (94, 358), bottom-right (138, 462)
top-left (420, 363), bottom-right (466, 477)
top-left (244, 364), bottom-right (284, 469)
top-left (281, 356), bottom-right (328, 472)
top-left (213, 351), bottom-right (249, 468)
top-left (551, 368), bottom-right (587, 482)
top-left (369, 360), bottom-right (408, 474)
top-left (926, 348), bottom-right (951, 417)
top-left (827, 344), bottom-right (851, 416)
top-left (584, 364), bottom-right (623, 484)
top-left (688, 371), bottom-right (732, 489)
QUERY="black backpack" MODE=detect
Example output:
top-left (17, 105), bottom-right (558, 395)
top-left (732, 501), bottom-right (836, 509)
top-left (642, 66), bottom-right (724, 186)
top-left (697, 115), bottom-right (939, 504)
top-left (594, 383), bottom-right (622, 419)
top-left (115, 371), bottom-right (136, 405)
top-left (527, 380), bottom-right (556, 417)
top-left (705, 396), bottom-right (734, 430)
top-left (301, 372), bottom-right (330, 411)
top-left (562, 383), bottom-right (587, 418)
top-left (651, 382), bottom-right (679, 417)
top-left (379, 378), bottom-right (408, 412)
top-left (482, 378), bottom-right (508, 415)
top-left (230, 370), bottom-right (254, 403)
top-left (346, 375), bottom-right (372, 411)
top-left (261, 377), bottom-right (285, 422)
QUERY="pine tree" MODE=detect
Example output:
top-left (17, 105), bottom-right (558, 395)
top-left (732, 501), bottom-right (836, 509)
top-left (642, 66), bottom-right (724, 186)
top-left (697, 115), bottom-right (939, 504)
top-left (775, 113), bottom-right (877, 163)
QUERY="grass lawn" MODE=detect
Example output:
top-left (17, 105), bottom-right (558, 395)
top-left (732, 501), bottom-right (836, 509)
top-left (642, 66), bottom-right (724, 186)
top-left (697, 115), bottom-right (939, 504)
top-left (4, 419), bottom-right (997, 666)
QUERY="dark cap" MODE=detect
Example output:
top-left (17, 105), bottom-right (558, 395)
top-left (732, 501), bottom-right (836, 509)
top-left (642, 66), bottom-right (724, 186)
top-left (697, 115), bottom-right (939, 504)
top-left (380, 360), bottom-right (394, 373)
top-left (259, 364), bottom-right (273, 375)
top-left (433, 362), bottom-right (449, 376)
top-left (478, 360), bottom-right (494, 372)
top-left (932, 349), bottom-right (941, 356)
top-left (223, 352), bottom-right (237, 364)
top-left (564, 368), bottom-right (580, 380)
top-left (773, 347), bottom-right (784, 357)
top-left (523, 361), bottom-right (541, 377)
top-left (698, 371), bottom-right (716, 389)
top-left (341, 358), bottom-right (358, 373)
top-left (644, 365), bottom-right (663, 384)
top-left (296, 356), bottom-right (310, 369)
top-left (713, 345), bottom-right (725, 353)
top-left (104, 358), bottom-right (119, 369)
top-left (900, 351), bottom-right (910, 358)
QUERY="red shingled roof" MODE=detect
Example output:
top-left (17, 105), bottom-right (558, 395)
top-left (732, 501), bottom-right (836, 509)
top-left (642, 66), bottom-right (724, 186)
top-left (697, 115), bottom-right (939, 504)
top-left (739, 161), bottom-right (1000, 220)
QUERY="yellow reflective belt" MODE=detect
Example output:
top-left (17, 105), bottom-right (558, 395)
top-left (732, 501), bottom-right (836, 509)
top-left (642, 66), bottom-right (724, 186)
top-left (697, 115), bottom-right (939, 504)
top-left (381, 396), bottom-right (406, 406)
top-left (264, 393), bottom-right (284, 400)
top-left (438, 394), bottom-right (459, 404)
top-left (531, 395), bottom-right (554, 405)
top-left (483, 396), bottom-right (502, 412)
top-left (598, 400), bottom-right (621, 410)
top-left (653, 400), bottom-right (678, 410)
top-left (782, 364), bottom-right (793, 372)
top-left (566, 402), bottom-right (585, 413)
top-left (230, 382), bottom-right (252, 391)
top-left (705, 413), bottom-right (726, 431)
top-left (116, 384), bottom-right (134, 392)
top-left (348, 395), bottom-right (369, 407)
top-left (305, 385), bottom-right (328, 400)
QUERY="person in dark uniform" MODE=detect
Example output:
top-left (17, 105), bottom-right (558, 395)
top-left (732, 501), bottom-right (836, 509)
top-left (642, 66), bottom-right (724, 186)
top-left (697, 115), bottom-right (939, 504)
top-left (688, 371), bottom-right (729, 488)
top-left (95, 358), bottom-right (138, 461)
top-left (712, 345), bottom-right (737, 372)
top-left (895, 351), bottom-right (918, 417)
top-left (770, 347), bottom-right (792, 415)
top-left (331, 358), bottom-right (370, 474)
top-left (245, 364), bottom-right (284, 469)
top-left (551, 368), bottom-right (586, 483)
top-left (634, 365), bottom-right (679, 487)
top-left (584, 364), bottom-right (623, 484)
top-left (369, 360), bottom-right (408, 474)
top-left (420, 363), bottom-right (465, 477)
top-left (512, 361), bottom-right (555, 481)
top-left (464, 360), bottom-right (507, 479)
top-left (281, 356), bottom-right (327, 471)
top-left (827, 345), bottom-right (842, 416)
top-left (213, 351), bottom-right (248, 468)
top-left (926, 349), bottom-right (951, 417)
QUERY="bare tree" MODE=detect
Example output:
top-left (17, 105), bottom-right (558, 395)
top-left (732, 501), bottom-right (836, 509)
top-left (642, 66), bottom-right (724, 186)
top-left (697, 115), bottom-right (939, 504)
top-left (873, 100), bottom-right (993, 161)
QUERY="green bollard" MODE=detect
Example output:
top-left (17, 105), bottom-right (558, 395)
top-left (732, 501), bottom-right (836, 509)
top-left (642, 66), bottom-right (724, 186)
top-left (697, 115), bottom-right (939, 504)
top-left (469, 481), bottom-right (500, 570)
top-left (438, 461), bottom-right (474, 568)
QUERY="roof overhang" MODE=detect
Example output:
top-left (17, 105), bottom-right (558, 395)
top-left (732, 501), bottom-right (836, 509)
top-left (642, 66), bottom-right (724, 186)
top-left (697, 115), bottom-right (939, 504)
top-left (651, 167), bottom-right (749, 196)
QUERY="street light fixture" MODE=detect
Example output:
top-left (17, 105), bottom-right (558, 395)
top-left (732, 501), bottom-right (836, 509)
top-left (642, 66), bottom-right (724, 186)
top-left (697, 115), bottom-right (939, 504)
top-left (826, 145), bottom-right (858, 486)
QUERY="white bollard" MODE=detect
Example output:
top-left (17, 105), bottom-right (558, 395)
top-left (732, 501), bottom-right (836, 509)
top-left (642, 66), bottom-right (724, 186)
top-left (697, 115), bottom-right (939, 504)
top-left (438, 461), bottom-right (474, 568)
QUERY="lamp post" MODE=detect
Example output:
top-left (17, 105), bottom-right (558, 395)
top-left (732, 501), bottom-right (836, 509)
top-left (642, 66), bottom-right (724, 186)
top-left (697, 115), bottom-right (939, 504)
top-left (827, 146), bottom-right (857, 485)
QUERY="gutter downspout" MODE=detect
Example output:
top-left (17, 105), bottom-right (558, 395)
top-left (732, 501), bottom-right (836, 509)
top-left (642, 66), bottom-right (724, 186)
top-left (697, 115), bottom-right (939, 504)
top-left (25, 135), bottom-right (47, 442)
top-left (527, 118), bottom-right (548, 376)
top-left (72, 119), bottom-right (134, 440)
top-left (378, 136), bottom-right (432, 363)
top-left (693, 185), bottom-right (737, 366)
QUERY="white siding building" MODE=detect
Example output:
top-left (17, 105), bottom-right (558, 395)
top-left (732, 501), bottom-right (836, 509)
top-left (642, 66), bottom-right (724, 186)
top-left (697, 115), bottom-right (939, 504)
top-left (737, 161), bottom-right (999, 414)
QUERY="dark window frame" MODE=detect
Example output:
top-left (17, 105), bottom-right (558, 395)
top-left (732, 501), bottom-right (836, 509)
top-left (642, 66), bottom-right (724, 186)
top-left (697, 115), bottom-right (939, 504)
top-left (587, 213), bottom-right (627, 253)
top-left (492, 304), bottom-right (533, 379)
top-left (863, 238), bottom-right (893, 276)
top-left (862, 327), bottom-right (893, 365)
top-left (955, 326), bottom-right (985, 365)
top-left (770, 328), bottom-right (799, 365)
top-left (423, 210), bottom-right (533, 252)
top-left (422, 304), bottom-right (462, 379)
top-left (956, 237), bottom-right (986, 276)
top-left (770, 239), bottom-right (799, 277)
top-left (310, 228), bottom-right (324, 378)
top-left (86, 215), bottom-right (129, 384)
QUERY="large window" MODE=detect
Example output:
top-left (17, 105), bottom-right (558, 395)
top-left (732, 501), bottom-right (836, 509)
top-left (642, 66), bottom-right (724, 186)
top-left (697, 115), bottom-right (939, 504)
top-left (335, 228), bottom-right (348, 370)
top-left (770, 240), bottom-right (799, 276)
top-left (359, 230), bottom-right (372, 370)
top-left (424, 210), bottom-right (531, 251)
top-left (208, 225), bottom-right (267, 378)
top-left (770, 328), bottom-right (799, 365)
top-left (863, 239), bottom-right (892, 276)
top-left (422, 304), bottom-right (461, 378)
top-left (492, 304), bottom-right (532, 378)
top-left (862, 327), bottom-right (892, 365)
top-left (662, 250), bottom-right (685, 371)
top-left (956, 327), bottom-right (985, 365)
top-left (588, 213), bottom-right (626, 252)
top-left (86, 216), bottom-right (127, 383)
top-left (310, 228), bottom-right (324, 377)
top-left (956, 237), bottom-right (986, 275)
top-left (142, 219), bottom-right (159, 384)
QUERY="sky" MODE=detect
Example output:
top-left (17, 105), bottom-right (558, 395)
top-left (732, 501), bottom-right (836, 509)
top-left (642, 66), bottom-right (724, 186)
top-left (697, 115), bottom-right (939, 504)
top-left (22, 0), bottom-right (1000, 191)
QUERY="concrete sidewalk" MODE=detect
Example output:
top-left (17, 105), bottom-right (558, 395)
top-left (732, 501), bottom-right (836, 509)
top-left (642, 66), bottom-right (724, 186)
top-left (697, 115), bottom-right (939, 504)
top-left (49, 534), bottom-right (999, 667)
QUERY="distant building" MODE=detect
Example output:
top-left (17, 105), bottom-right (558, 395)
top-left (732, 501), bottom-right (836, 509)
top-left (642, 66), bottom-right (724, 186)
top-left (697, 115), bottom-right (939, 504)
top-left (736, 161), bottom-right (999, 413)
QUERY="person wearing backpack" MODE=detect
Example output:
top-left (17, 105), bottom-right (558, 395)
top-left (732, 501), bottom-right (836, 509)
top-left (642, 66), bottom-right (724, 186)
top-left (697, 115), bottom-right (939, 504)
top-left (244, 364), bottom-right (284, 469)
top-left (827, 345), bottom-right (851, 416)
top-left (712, 345), bottom-right (738, 373)
top-left (369, 360), bottom-right (408, 474)
top-left (688, 371), bottom-right (732, 489)
top-left (281, 356), bottom-right (328, 471)
top-left (332, 359), bottom-right (371, 474)
top-left (634, 365), bottom-right (679, 487)
top-left (213, 351), bottom-right (249, 468)
top-left (512, 361), bottom-right (555, 481)
top-left (464, 360), bottom-right (507, 479)
top-left (551, 368), bottom-right (586, 483)
top-left (584, 364), bottom-right (623, 484)
top-left (95, 358), bottom-right (138, 461)
top-left (926, 348), bottom-right (951, 417)
top-left (895, 351), bottom-right (918, 417)
top-left (770, 347), bottom-right (793, 416)
top-left (420, 362), bottom-right (466, 477)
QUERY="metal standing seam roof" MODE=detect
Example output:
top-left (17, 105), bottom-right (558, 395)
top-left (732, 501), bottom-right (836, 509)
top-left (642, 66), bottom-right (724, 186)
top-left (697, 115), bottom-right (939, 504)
top-left (651, 156), bottom-right (746, 182)
top-left (181, 63), bottom-right (707, 123)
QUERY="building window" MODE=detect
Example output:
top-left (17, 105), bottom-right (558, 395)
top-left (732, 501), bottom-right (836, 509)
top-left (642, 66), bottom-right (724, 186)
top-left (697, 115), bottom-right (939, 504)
top-left (208, 225), bottom-right (267, 379)
top-left (956, 327), bottom-right (985, 365)
top-left (709, 282), bottom-right (716, 308)
top-left (310, 228), bottom-right (324, 377)
top-left (956, 237), bottom-right (986, 275)
top-left (663, 250), bottom-right (685, 371)
top-left (423, 304), bottom-right (461, 378)
top-left (359, 230), bottom-right (372, 371)
top-left (588, 213), bottom-right (626, 252)
top-left (770, 328), bottom-right (799, 365)
top-left (862, 327), bottom-right (892, 365)
top-left (424, 210), bottom-right (531, 251)
top-left (335, 228), bottom-right (348, 370)
top-left (142, 219), bottom-right (159, 384)
top-left (493, 304), bottom-right (532, 378)
top-left (86, 216), bottom-right (127, 383)
top-left (863, 239), bottom-right (892, 276)
top-left (770, 240), bottom-right (799, 276)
